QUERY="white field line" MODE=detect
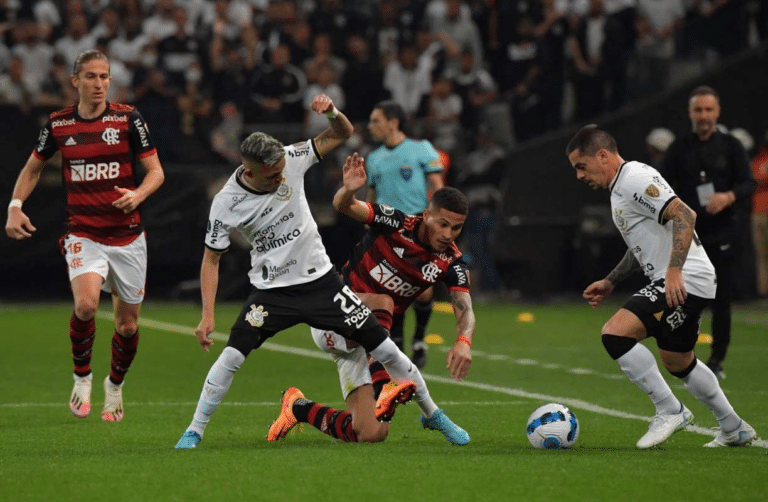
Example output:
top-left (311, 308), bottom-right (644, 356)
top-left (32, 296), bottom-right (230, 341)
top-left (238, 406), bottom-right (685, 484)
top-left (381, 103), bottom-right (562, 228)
top-left (436, 347), bottom-right (626, 380)
top-left (9, 311), bottom-right (760, 449)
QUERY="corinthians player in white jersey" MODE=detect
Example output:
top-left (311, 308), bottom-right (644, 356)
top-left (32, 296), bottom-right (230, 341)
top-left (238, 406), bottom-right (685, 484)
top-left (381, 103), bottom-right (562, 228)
top-left (566, 125), bottom-right (756, 449)
top-left (175, 95), bottom-right (446, 449)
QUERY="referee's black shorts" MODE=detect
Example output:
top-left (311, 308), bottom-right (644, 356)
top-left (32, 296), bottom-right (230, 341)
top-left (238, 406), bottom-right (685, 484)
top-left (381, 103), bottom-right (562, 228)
top-left (227, 270), bottom-right (386, 356)
top-left (623, 278), bottom-right (710, 353)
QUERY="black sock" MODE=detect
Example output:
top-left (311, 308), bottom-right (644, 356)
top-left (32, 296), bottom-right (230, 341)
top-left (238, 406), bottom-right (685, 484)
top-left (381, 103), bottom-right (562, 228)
top-left (413, 301), bottom-right (433, 343)
top-left (368, 360), bottom-right (391, 400)
top-left (390, 313), bottom-right (404, 350)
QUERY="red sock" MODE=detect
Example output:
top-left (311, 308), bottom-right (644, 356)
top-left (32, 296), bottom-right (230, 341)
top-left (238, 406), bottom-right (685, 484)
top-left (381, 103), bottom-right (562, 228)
top-left (109, 330), bottom-right (139, 385)
top-left (372, 309), bottom-right (393, 330)
top-left (294, 400), bottom-right (358, 442)
top-left (70, 312), bottom-right (95, 377)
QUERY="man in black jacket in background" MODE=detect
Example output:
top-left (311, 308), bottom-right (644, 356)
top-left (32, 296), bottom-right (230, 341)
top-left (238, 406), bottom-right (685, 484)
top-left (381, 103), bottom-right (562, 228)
top-left (660, 86), bottom-right (755, 379)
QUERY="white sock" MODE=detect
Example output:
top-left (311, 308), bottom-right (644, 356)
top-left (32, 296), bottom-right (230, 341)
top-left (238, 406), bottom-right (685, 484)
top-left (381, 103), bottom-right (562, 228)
top-left (681, 359), bottom-right (740, 431)
top-left (369, 337), bottom-right (438, 417)
top-left (188, 346), bottom-right (245, 436)
top-left (616, 343), bottom-right (682, 415)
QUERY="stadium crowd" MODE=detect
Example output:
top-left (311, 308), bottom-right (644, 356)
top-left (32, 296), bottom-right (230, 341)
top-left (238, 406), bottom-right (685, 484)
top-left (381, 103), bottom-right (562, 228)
top-left (2, 1), bottom-right (767, 300)
top-left (0, 0), bottom-right (763, 166)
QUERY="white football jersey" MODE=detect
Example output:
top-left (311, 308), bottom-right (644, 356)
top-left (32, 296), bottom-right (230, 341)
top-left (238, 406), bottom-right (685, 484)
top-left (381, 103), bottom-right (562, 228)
top-left (205, 139), bottom-right (333, 289)
top-left (610, 161), bottom-right (716, 299)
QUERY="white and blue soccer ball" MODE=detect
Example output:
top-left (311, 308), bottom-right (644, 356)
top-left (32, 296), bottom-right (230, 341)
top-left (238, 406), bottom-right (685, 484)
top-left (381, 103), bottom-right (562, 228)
top-left (526, 403), bottom-right (579, 449)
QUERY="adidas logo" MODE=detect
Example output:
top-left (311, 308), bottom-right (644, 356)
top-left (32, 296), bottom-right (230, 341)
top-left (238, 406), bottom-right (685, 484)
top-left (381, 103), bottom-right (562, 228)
top-left (65, 137), bottom-right (77, 146)
top-left (394, 247), bottom-right (404, 258)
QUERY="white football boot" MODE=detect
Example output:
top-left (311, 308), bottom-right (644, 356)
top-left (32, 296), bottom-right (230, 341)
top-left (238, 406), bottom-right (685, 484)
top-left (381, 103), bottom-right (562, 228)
top-left (704, 420), bottom-right (756, 447)
top-left (637, 404), bottom-right (693, 449)
top-left (101, 376), bottom-right (124, 422)
top-left (69, 373), bottom-right (92, 418)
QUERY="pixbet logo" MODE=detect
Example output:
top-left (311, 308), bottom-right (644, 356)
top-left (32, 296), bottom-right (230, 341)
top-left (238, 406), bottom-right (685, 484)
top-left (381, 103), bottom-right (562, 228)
top-left (70, 162), bottom-right (120, 181)
top-left (52, 118), bottom-right (76, 128)
top-left (102, 115), bottom-right (128, 122)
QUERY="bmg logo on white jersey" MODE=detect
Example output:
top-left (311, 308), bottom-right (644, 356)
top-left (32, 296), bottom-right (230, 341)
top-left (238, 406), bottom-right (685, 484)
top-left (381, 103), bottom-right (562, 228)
top-left (71, 162), bottom-right (120, 182)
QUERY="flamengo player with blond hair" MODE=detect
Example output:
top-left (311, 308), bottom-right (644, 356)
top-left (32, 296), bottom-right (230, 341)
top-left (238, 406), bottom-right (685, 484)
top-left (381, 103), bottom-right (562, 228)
top-left (5, 50), bottom-right (165, 422)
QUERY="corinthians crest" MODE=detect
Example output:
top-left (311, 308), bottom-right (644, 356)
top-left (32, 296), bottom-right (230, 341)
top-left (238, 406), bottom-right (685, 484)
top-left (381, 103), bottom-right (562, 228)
top-left (614, 209), bottom-right (629, 233)
top-left (245, 304), bottom-right (268, 327)
top-left (275, 183), bottom-right (293, 201)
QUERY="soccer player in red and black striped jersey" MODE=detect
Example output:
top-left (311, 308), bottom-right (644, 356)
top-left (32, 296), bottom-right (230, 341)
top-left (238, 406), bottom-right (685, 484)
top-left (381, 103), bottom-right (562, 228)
top-left (5, 50), bottom-right (165, 422)
top-left (268, 153), bottom-right (475, 445)
top-left (335, 153), bottom-right (475, 380)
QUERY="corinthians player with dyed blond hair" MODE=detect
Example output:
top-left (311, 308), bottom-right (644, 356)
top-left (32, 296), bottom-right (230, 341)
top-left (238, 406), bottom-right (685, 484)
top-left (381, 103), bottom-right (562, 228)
top-left (5, 50), bottom-right (165, 423)
top-left (176, 95), bottom-right (444, 449)
top-left (566, 124), bottom-right (755, 449)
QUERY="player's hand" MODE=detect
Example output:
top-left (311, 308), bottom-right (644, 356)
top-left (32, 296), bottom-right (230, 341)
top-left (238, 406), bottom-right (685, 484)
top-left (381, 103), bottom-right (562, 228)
top-left (5, 208), bottom-right (36, 239)
top-left (195, 317), bottom-right (215, 352)
top-left (342, 153), bottom-right (367, 191)
top-left (310, 94), bottom-right (335, 115)
top-left (665, 267), bottom-right (687, 307)
top-left (112, 186), bottom-right (141, 213)
top-left (705, 192), bottom-right (733, 215)
top-left (446, 340), bottom-right (472, 381)
top-left (583, 279), bottom-right (613, 308)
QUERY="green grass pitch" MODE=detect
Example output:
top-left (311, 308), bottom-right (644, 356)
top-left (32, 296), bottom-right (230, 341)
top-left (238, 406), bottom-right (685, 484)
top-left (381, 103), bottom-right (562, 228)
top-left (1, 300), bottom-right (766, 501)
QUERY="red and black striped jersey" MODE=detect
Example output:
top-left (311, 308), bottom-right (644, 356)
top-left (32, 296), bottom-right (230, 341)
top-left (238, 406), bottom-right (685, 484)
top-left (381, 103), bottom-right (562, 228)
top-left (32, 102), bottom-right (158, 246)
top-left (342, 203), bottom-right (470, 314)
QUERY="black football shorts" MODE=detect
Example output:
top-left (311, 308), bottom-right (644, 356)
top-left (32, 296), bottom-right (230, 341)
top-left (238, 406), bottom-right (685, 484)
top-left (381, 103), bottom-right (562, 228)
top-left (623, 278), bottom-right (710, 353)
top-left (228, 270), bottom-right (386, 355)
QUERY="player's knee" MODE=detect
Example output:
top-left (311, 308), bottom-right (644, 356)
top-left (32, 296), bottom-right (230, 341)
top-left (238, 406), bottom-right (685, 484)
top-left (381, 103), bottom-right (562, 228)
top-left (355, 424), bottom-right (389, 442)
top-left (355, 324), bottom-right (389, 353)
top-left (226, 328), bottom-right (262, 358)
top-left (662, 352), bottom-right (696, 376)
top-left (601, 334), bottom-right (637, 360)
top-left (114, 321), bottom-right (138, 337)
top-left (74, 300), bottom-right (98, 321)
top-left (368, 336), bottom-right (401, 365)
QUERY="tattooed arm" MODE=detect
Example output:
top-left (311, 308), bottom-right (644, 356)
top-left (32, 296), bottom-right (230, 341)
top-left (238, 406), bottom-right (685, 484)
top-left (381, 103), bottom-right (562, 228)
top-left (662, 197), bottom-right (697, 307)
top-left (583, 250), bottom-right (639, 308)
top-left (606, 249), bottom-right (640, 287)
top-left (309, 94), bottom-right (354, 159)
top-left (446, 289), bottom-right (475, 381)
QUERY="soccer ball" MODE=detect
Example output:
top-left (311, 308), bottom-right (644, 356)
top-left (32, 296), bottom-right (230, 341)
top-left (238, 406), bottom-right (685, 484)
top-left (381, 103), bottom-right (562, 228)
top-left (526, 403), bottom-right (579, 449)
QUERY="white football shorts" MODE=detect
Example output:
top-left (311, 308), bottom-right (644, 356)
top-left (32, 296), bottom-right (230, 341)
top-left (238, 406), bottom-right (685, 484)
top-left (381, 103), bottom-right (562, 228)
top-left (62, 233), bottom-right (147, 304)
top-left (310, 327), bottom-right (371, 399)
